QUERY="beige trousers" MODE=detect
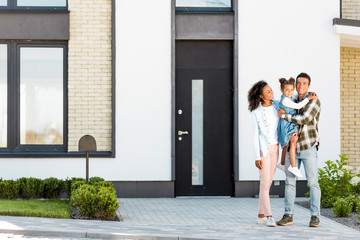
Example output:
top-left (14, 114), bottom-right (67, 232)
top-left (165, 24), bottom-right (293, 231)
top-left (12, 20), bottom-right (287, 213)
top-left (258, 144), bottom-right (279, 216)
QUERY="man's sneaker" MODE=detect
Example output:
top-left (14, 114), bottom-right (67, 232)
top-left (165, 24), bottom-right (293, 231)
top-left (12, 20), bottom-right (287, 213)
top-left (267, 217), bottom-right (276, 227)
top-left (277, 214), bottom-right (293, 226)
top-left (309, 215), bottom-right (320, 227)
top-left (277, 162), bottom-right (286, 172)
top-left (257, 217), bottom-right (267, 224)
top-left (288, 166), bottom-right (303, 178)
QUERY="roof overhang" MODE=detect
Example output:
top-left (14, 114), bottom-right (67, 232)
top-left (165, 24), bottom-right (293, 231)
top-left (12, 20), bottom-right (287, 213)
top-left (333, 18), bottom-right (360, 48)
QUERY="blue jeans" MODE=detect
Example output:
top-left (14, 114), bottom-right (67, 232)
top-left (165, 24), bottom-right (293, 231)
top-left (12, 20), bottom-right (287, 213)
top-left (284, 145), bottom-right (321, 216)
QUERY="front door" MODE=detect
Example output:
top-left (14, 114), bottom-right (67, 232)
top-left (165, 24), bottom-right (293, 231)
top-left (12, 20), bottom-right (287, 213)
top-left (175, 40), bottom-right (234, 196)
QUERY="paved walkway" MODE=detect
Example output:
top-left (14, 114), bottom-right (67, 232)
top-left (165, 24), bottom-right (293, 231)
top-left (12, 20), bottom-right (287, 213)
top-left (0, 197), bottom-right (359, 239)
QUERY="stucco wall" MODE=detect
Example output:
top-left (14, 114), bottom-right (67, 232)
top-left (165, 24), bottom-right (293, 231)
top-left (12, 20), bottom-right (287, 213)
top-left (238, 0), bottom-right (340, 180)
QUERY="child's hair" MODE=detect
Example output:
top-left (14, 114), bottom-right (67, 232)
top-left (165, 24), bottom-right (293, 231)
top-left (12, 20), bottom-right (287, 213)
top-left (279, 77), bottom-right (295, 90)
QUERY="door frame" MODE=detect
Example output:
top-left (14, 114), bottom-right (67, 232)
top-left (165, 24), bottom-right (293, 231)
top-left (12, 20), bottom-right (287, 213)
top-left (171, 0), bottom-right (239, 194)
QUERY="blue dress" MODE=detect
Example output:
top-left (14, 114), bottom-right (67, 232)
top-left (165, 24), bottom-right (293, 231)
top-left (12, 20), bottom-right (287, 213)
top-left (278, 94), bottom-right (299, 148)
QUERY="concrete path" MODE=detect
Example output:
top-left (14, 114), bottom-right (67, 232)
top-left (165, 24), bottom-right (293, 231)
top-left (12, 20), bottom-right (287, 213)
top-left (0, 197), bottom-right (359, 239)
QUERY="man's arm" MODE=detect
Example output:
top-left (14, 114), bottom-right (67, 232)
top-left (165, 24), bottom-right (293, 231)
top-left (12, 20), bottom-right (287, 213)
top-left (285, 99), bottom-right (320, 125)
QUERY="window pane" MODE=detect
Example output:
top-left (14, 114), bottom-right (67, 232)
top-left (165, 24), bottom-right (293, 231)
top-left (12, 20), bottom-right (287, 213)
top-left (0, 44), bottom-right (7, 148)
top-left (192, 80), bottom-right (203, 185)
top-left (176, 0), bottom-right (231, 8)
top-left (0, 0), bottom-right (7, 6)
top-left (17, 0), bottom-right (66, 7)
top-left (20, 47), bottom-right (63, 145)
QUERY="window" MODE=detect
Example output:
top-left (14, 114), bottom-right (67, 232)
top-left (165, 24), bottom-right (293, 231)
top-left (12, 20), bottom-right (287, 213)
top-left (176, 0), bottom-right (232, 12)
top-left (0, 42), bottom-right (67, 153)
top-left (0, 0), bottom-right (67, 10)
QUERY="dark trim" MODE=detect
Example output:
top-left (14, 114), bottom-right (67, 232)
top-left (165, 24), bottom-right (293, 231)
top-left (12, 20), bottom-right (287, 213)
top-left (340, 0), bottom-right (342, 19)
top-left (0, 151), bottom-right (112, 158)
top-left (112, 181), bottom-right (175, 198)
top-left (333, 18), bottom-right (360, 27)
top-left (171, 0), bottom-right (176, 180)
top-left (0, 12), bottom-right (69, 40)
top-left (234, 180), bottom-right (309, 198)
top-left (233, 0), bottom-right (239, 181)
top-left (111, 0), bottom-right (116, 157)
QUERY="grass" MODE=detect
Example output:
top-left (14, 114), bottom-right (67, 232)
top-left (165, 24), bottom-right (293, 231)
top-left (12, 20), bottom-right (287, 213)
top-left (0, 199), bottom-right (71, 219)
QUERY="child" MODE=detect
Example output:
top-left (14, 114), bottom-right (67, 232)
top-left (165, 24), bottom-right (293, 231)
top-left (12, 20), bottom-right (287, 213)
top-left (277, 77), bottom-right (317, 177)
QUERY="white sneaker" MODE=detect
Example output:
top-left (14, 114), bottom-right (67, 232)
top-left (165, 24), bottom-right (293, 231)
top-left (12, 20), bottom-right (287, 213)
top-left (277, 162), bottom-right (286, 172)
top-left (288, 166), bottom-right (303, 178)
top-left (267, 217), bottom-right (276, 227)
top-left (257, 217), bottom-right (267, 224)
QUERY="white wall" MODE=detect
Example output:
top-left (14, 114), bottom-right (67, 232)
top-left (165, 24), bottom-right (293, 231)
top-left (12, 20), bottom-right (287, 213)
top-left (0, 0), bottom-right (172, 181)
top-left (238, 0), bottom-right (340, 180)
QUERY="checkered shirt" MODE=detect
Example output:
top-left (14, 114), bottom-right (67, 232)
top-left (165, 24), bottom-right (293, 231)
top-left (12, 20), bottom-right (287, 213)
top-left (285, 98), bottom-right (321, 152)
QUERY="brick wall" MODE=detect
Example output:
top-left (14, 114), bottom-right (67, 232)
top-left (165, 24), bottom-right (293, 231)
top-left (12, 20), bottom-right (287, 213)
top-left (67, 0), bottom-right (112, 151)
top-left (342, 0), bottom-right (360, 20)
top-left (340, 47), bottom-right (360, 169)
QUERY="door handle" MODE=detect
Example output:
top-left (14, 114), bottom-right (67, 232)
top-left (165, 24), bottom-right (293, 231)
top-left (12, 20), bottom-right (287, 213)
top-left (178, 131), bottom-right (189, 136)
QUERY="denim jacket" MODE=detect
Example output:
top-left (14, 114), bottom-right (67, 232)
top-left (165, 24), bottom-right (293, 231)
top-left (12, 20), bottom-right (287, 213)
top-left (251, 100), bottom-right (280, 161)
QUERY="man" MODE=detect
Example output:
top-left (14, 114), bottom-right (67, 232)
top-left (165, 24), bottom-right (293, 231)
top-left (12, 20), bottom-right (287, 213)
top-left (277, 72), bottom-right (321, 227)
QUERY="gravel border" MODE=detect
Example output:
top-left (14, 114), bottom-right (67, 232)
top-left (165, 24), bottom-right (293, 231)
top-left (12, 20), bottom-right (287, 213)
top-left (295, 201), bottom-right (360, 231)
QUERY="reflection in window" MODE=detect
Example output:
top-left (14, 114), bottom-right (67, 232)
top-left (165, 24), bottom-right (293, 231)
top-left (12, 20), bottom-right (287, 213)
top-left (0, 0), bottom-right (7, 6)
top-left (20, 47), bottom-right (63, 145)
top-left (0, 45), bottom-right (7, 148)
top-left (176, 0), bottom-right (231, 8)
top-left (17, 0), bottom-right (66, 7)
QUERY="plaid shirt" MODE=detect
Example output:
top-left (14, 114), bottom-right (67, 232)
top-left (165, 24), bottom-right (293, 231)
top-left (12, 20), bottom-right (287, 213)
top-left (285, 96), bottom-right (321, 151)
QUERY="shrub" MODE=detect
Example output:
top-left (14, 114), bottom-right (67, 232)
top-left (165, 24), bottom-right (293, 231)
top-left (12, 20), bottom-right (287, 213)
top-left (18, 177), bottom-right (44, 199)
top-left (0, 180), bottom-right (20, 199)
top-left (333, 198), bottom-right (352, 217)
top-left (70, 183), bottom-right (119, 220)
top-left (317, 154), bottom-right (354, 208)
top-left (66, 177), bottom-right (85, 198)
top-left (89, 177), bottom-right (105, 186)
top-left (43, 177), bottom-right (65, 199)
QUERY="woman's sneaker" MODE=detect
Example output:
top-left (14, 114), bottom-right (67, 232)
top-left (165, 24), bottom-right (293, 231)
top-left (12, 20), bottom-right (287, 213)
top-left (257, 217), bottom-right (267, 224)
top-left (267, 217), bottom-right (276, 227)
top-left (288, 166), bottom-right (303, 178)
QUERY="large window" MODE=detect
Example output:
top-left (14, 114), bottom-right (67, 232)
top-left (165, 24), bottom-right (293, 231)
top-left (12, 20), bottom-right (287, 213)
top-left (176, 0), bottom-right (232, 12)
top-left (0, 42), bottom-right (67, 153)
top-left (0, 0), bottom-right (67, 10)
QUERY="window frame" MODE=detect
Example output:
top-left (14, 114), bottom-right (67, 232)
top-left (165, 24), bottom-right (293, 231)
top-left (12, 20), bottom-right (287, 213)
top-left (0, 41), bottom-right (68, 154)
top-left (0, 0), bottom-right (68, 12)
top-left (175, 0), bottom-right (233, 13)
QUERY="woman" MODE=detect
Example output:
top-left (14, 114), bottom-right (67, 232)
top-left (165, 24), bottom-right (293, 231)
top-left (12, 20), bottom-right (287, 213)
top-left (248, 80), bottom-right (279, 227)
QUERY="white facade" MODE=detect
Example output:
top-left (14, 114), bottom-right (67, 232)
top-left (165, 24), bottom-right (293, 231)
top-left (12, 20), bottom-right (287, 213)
top-left (0, 0), bottom-right (342, 192)
top-left (238, 0), bottom-right (340, 180)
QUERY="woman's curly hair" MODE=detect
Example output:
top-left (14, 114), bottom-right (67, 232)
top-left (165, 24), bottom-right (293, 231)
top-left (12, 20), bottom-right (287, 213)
top-left (248, 80), bottom-right (268, 112)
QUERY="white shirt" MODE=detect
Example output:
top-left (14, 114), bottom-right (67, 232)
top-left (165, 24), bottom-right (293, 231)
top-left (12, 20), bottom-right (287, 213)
top-left (262, 105), bottom-right (279, 144)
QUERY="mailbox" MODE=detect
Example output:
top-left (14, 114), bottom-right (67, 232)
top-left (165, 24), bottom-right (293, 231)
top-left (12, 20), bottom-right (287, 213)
top-left (78, 135), bottom-right (97, 182)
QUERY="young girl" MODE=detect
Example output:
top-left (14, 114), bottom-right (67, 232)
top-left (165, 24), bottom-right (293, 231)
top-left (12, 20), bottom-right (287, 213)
top-left (277, 78), bottom-right (317, 177)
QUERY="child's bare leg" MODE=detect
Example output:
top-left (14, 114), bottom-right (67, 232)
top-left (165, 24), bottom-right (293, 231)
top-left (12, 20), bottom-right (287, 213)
top-left (281, 145), bottom-right (288, 165)
top-left (289, 138), bottom-right (297, 168)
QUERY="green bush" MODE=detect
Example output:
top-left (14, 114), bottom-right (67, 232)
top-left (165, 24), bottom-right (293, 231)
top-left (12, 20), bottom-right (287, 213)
top-left (344, 195), bottom-right (360, 212)
top-left (333, 198), bottom-right (353, 217)
top-left (70, 183), bottom-right (119, 220)
top-left (19, 177), bottom-right (44, 199)
top-left (316, 154), bottom-right (354, 208)
top-left (43, 177), bottom-right (65, 199)
top-left (0, 180), bottom-right (20, 199)
top-left (89, 177), bottom-right (105, 185)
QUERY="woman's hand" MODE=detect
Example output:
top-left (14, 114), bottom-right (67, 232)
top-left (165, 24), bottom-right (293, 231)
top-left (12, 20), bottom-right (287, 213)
top-left (255, 160), bottom-right (263, 170)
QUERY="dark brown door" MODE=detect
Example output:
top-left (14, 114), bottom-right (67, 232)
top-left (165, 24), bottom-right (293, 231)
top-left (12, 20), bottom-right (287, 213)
top-left (175, 40), bottom-right (234, 196)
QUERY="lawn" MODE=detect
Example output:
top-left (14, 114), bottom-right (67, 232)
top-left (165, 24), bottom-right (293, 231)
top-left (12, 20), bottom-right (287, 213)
top-left (0, 199), bottom-right (71, 219)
